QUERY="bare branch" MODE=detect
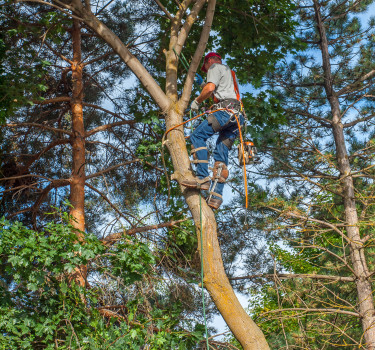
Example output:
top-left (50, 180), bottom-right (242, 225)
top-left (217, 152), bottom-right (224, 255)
top-left (102, 218), bottom-right (190, 244)
top-left (76, 6), bottom-right (170, 112)
top-left (86, 159), bottom-right (141, 179)
top-left (259, 308), bottom-right (359, 318)
top-left (175, 0), bottom-right (206, 55)
top-left (33, 97), bottom-right (71, 105)
top-left (81, 51), bottom-right (113, 67)
top-left (4, 122), bottom-right (73, 136)
top-left (268, 206), bottom-right (351, 245)
top-left (7, 179), bottom-right (70, 220)
top-left (85, 120), bottom-right (135, 137)
top-left (343, 113), bottom-right (375, 128)
top-left (24, 139), bottom-right (70, 169)
top-left (84, 183), bottom-right (135, 226)
top-left (44, 41), bottom-right (73, 65)
top-left (230, 273), bottom-right (355, 282)
top-left (82, 102), bottom-right (132, 121)
top-left (153, 0), bottom-right (173, 20)
top-left (14, 0), bottom-right (84, 21)
top-left (179, 0), bottom-right (216, 109)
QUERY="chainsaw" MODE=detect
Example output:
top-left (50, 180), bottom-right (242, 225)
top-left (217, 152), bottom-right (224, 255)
top-left (237, 141), bottom-right (260, 165)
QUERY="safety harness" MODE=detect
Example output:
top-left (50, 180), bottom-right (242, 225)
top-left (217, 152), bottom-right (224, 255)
top-left (164, 54), bottom-right (260, 209)
top-left (203, 70), bottom-right (246, 204)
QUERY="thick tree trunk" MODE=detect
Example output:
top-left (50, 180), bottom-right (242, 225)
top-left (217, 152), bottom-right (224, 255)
top-left (70, 19), bottom-right (86, 287)
top-left (314, 2), bottom-right (375, 348)
top-left (74, 2), bottom-right (270, 347)
top-left (166, 110), bottom-right (270, 350)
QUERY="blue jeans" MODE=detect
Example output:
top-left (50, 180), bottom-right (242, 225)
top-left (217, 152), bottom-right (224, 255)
top-left (190, 110), bottom-right (244, 199)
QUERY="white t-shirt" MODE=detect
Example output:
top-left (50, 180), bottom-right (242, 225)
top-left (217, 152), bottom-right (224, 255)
top-left (206, 63), bottom-right (237, 101)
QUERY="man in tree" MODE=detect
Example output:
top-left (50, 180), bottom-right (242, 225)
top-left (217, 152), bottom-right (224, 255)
top-left (182, 52), bottom-right (244, 209)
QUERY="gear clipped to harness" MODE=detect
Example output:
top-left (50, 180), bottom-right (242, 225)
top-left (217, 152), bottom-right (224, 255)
top-left (238, 141), bottom-right (260, 166)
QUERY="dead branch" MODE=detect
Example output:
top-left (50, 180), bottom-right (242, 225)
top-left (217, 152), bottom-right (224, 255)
top-left (5, 122), bottom-right (73, 136)
top-left (230, 273), bottom-right (355, 282)
top-left (102, 218), bottom-right (191, 244)
top-left (85, 120), bottom-right (136, 137)
top-left (258, 307), bottom-right (359, 318)
top-left (153, 0), bottom-right (173, 20)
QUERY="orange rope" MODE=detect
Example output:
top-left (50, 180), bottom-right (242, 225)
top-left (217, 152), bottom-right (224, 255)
top-left (233, 113), bottom-right (248, 210)
top-left (164, 108), bottom-right (225, 138)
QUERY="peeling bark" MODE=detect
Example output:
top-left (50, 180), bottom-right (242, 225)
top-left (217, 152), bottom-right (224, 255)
top-left (69, 19), bottom-right (86, 287)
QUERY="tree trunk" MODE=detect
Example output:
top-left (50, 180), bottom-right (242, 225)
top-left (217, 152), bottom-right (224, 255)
top-left (74, 2), bottom-right (270, 347)
top-left (314, 2), bottom-right (375, 348)
top-left (166, 107), bottom-right (270, 349)
top-left (69, 19), bottom-right (86, 287)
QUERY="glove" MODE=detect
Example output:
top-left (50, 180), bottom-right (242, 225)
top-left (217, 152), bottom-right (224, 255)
top-left (190, 99), bottom-right (201, 112)
top-left (194, 73), bottom-right (204, 86)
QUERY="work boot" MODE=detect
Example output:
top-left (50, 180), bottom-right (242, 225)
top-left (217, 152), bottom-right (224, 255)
top-left (207, 197), bottom-right (223, 209)
top-left (181, 178), bottom-right (210, 191)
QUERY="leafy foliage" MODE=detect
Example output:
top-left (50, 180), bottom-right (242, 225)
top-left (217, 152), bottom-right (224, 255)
top-left (0, 214), bottom-right (204, 349)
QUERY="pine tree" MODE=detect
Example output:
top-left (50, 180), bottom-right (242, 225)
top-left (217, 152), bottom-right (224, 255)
top-left (231, 1), bottom-right (375, 348)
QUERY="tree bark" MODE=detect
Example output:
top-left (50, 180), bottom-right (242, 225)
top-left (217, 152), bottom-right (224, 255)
top-left (313, 2), bottom-right (375, 348)
top-left (68, 2), bottom-right (270, 348)
top-left (69, 19), bottom-right (86, 287)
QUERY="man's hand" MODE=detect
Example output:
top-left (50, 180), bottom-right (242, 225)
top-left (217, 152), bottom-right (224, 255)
top-left (194, 73), bottom-right (204, 87)
top-left (190, 99), bottom-right (201, 112)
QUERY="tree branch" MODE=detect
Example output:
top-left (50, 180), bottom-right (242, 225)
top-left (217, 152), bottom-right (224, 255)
top-left (73, 4), bottom-right (170, 112)
top-left (85, 120), bottom-right (135, 137)
top-left (33, 96), bottom-right (71, 105)
top-left (85, 182), bottom-right (134, 225)
top-left (7, 179), bottom-right (70, 220)
top-left (175, 0), bottom-right (206, 55)
top-left (86, 159), bottom-right (141, 179)
top-left (102, 218), bottom-right (190, 244)
top-left (24, 139), bottom-right (70, 169)
top-left (179, 0), bottom-right (216, 109)
top-left (153, 0), bottom-right (173, 20)
top-left (82, 102), bottom-right (132, 121)
top-left (230, 273), bottom-right (355, 282)
top-left (4, 122), bottom-right (73, 135)
top-left (268, 206), bottom-right (351, 245)
top-left (337, 69), bottom-right (375, 97)
top-left (258, 308), bottom-right (359, 318)
top-left (343, 113), bottom-right (375, 128)
top-left (14, 0), bottom-right (84, 21)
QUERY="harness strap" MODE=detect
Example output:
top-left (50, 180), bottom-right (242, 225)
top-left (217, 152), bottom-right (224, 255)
top-left (197, 176), bottom-right (211, 184)
top-left (190, 146), bottom-right (209, 164)
top-left (191, 146), bottom-right (208, 154)
top-left (208, 191), bottom-right (223, 199)
top-left (191, 159), bottom-right (209, 164)
top-left (220, 136), bottom-right (235, 150)
top-left (231, 70), bottom-right (240, 102)
top-left (212, 69), bottom-right (241, 104)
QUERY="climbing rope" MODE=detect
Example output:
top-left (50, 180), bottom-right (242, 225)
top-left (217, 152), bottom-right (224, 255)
top-left (233, 113), bottom-right (248, 210)
top-left (199, 192), bottom-right (210, 349)
top-left (173, 48), bottom-right (190, 72)
top-left (161, 108), bottom-right (249, 212)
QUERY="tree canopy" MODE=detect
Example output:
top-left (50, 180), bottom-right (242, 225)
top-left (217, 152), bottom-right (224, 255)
top-left (2, 0), bottom-right (375, 349)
